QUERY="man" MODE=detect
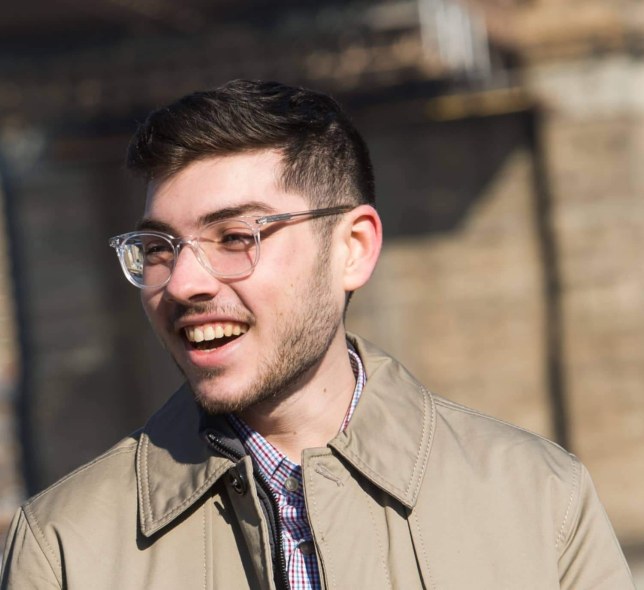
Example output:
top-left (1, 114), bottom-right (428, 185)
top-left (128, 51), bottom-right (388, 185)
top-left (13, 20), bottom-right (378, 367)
top-left (0, 80), bottom-right (634, 589)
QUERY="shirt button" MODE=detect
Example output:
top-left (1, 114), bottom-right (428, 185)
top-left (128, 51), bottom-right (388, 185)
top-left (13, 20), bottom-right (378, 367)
top-left (298, 541), bottom-right (315, 556)
top-left (284, 477), bottom-right (299, 492)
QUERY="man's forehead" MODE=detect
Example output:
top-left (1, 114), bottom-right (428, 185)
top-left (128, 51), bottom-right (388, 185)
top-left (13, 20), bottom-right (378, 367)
top-left (141, 152), bottom-right (299, 221)
top-left (146, 150), bottom-right (285, 192)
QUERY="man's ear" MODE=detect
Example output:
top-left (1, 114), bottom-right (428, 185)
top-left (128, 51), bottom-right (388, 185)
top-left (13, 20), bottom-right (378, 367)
top-left (339, 204), bottom-right (382, 292)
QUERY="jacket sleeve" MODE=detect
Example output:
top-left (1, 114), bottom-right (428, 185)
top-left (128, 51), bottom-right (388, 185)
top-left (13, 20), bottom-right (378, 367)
top-left (558, 459), bottom-right (635, 589)
top-left (1, 508), bottom-right (62, 590)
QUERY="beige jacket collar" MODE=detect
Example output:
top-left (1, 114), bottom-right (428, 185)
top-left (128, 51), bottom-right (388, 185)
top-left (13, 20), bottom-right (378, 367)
top-left (136, 335), bottom-right (436, 537)
top-left (331, 335), bottom-right (436, 509)
top-left (136, 384), bottom-right (234, 537)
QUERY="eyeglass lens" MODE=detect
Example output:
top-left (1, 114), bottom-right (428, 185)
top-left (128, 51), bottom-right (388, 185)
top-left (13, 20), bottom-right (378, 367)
top-left (120, 219), bottom-right (259, 287)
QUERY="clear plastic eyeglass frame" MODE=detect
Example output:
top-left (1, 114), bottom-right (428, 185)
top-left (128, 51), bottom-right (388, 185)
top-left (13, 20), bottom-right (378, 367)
top-left (109, 205), bottom-right (354, 289)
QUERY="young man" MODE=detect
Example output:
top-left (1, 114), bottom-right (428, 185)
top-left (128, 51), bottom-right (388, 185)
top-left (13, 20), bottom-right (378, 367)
top-left (1, 80), bottom-right (634, 589)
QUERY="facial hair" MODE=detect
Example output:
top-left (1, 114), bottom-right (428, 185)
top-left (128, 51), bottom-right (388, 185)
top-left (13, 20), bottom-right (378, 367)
top-left (183, 254), bottom-right (342, 415)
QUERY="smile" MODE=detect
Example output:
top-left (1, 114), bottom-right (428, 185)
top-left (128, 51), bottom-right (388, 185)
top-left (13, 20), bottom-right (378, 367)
top-left (184, 322), bottom-right (249, 350)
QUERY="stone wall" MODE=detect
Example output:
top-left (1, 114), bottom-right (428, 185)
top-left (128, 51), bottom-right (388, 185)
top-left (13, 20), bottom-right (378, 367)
top-left (529, 56), bottom-right (644, 545)
top-left (348, 147), bottom-right (550, 436)
top-left (348, 54), bottom-right (644, 551)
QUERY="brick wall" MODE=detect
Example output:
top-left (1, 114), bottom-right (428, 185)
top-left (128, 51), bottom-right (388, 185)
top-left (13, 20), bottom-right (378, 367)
top-left (348, 54), bottom-right (644, 549)
top-left (530, 56), bottom-right (644, 544)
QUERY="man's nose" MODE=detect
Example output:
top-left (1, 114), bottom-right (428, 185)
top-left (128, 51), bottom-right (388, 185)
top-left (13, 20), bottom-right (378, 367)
top-left (162, 243), bottom-right (222, 303)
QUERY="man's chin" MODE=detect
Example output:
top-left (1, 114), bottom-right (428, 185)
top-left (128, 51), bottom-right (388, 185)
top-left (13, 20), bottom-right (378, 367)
top-left (182, 367), bottom-right (258, 415)
top-left (189, 369), bottom-right (292, 416)
top-left (192, 385), bottom-right (269, 416)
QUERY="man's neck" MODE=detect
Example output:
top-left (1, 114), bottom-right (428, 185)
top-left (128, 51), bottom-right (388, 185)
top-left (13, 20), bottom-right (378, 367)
top-left (236, 332), bottom-right (357, 463)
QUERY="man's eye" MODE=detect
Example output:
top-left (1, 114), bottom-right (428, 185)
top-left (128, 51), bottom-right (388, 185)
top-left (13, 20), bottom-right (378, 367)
top-left (145, 243), bottom-right (171, 254)
top-left (220, 232), bottom-right (254, 247)
top-left (143, 242), bottom-right (173, 261)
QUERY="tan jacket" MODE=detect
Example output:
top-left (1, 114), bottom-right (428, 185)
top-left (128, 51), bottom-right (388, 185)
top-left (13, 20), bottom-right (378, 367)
top-left (1, 336), bottom-right (635, 589)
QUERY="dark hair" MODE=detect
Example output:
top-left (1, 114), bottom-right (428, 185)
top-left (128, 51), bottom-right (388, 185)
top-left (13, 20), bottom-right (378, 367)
top-left (126, 79), bottom-right (375, 208)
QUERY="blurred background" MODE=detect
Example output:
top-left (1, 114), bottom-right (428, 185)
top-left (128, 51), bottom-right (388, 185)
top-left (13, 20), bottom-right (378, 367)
top-left (0, 0), bottom-right (643, 581)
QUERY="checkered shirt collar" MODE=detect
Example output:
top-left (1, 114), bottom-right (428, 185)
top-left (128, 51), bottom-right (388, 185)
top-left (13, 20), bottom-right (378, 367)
top-left (227, 345), bottom-right (365, 475)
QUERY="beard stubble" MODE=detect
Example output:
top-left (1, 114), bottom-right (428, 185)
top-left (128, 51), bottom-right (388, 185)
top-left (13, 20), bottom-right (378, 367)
top-left (186, 252), bottom-right (342, 415)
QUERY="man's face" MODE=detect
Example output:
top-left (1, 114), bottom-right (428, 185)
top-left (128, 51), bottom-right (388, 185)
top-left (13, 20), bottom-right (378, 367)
top-left (140, 150), bottom-right (346, 414)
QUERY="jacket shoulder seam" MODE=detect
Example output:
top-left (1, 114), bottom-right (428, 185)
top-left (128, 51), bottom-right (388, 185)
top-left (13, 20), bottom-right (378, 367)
top-left (21, 506), bottom-right (64, 587)
top-left (555, 453), bottom-right (581, 552)
top-left (27, 443), bottom-right (137, 504)
top-left (433, 396), bottom-right (567, 452)
top-left (435, 396), bottom-right (583, 554)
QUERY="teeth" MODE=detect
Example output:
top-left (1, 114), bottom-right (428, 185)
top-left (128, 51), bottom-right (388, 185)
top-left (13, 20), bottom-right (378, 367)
top-left (185, 322), bottom-right (248, 343)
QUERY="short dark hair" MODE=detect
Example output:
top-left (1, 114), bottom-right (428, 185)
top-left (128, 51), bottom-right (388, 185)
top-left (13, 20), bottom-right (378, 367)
top-left (126, 79), bottom-right (375, 208)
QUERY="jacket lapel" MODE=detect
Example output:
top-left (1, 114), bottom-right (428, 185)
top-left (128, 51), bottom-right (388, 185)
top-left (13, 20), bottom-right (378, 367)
top-left (329, 335), bottom-right (436, 509)
top-left (136, 383), bottom-right (233, 537)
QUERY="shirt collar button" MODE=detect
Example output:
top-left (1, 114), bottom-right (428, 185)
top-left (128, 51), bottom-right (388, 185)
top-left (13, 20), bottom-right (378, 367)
top-left (284, 476), bottom-right (299, 492)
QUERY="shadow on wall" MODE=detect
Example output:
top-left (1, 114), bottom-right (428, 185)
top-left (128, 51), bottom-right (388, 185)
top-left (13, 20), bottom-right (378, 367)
top-left (364, 111), bottom-right (529, 238)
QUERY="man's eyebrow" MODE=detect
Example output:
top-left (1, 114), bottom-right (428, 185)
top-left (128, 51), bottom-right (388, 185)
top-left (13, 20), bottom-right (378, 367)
top-left (197, 202), bottom-right (276, 225)
top-left (136, 218), bottom-right (175, 233)
top-left (135, 202), bottom-right (277, 234)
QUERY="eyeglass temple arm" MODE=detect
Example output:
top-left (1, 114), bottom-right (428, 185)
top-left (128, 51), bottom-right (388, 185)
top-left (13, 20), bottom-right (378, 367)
top-left (256, 205), bottom-right (353, 226)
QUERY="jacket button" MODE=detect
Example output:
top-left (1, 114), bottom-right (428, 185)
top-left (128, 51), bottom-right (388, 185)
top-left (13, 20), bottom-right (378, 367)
top-left (228, 468), bottom-right (248, 495)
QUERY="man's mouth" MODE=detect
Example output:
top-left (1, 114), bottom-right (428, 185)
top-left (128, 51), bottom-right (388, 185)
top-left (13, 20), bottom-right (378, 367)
top-left (183, 322), bottom-right (249, 351)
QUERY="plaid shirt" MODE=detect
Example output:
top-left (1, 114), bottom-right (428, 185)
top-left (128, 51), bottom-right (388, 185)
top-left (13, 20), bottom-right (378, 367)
top-left (227, 348), bottom-right (365, 590)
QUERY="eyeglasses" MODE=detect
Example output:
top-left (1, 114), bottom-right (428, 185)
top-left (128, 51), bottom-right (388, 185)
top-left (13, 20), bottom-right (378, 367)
top-left (109, 205), bottom-right (353, 289)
